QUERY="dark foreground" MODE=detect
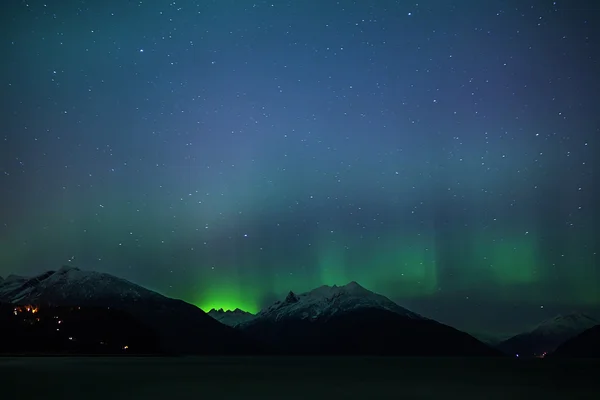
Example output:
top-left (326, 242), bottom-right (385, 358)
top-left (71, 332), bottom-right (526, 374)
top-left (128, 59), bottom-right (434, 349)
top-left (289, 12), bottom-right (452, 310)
top-left (1, 357), bottom-right (598, 399)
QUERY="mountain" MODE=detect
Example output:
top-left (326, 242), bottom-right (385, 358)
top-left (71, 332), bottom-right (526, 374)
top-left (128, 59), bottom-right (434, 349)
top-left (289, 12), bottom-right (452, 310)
top-left (208, 308), bottom-right (256, 327)
top-left (0, 302), bottom-right (162, 354)
top-left (496, 313), bottom-right (599, 357)
top-left (469, 332), bottom-right (512, 347)
top-left (550, 325), bottom-right (600, 358)
top-left (254, 281), bottom-right (423, 322)
top-left (0, 274), bottom-right (30, 299)
top-left (239, 282), bottom-right (501, 357)
top-left (0, 266), bottom-right (262, 355)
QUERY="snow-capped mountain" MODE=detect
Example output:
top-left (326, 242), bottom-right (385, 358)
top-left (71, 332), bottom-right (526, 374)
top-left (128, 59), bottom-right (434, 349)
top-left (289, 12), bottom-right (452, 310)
top-left (497, 313), bottom-right (599, 357)
top-left (0, 274), bottom-right (30, 299)
top-left (208, 308), bottom-right (256, 327)
top-left (240, 281), bottom-right (500, 357)
top-left (251, 281), bottom-right (423, 323)
top-left (0, 266), bottom-right (162, 305)
top-left (0, 266), bottom-right (261, 355)
top-left (530, 313), bottom-right (598, 336)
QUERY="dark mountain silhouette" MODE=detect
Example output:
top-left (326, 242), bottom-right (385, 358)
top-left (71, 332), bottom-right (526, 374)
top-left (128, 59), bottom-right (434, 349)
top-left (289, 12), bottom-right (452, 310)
top-left (0, 302), bottom-right (162, 354)
top-left (549, 325), bottom-right (600, 358)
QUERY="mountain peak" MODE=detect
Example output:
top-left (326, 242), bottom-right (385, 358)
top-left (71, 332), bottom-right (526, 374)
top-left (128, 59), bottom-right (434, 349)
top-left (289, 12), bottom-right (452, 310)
top-left (0, 266), bottom-right (159, 307)
top-left (0, 266), bottom-right (261, 355)
top-left (498, 312), bottom-right (599, 356)
top-left (342, 281), bottom-right (367, 291)
top-left (4, 274), bottom-right (25, 283)
top-left (284, 291), bottom-right (299, 304)
top-left (207, 307), bottom-right (256, 327)
top-left (208, 308), bottom-right (252, 315)
top-left (533, 312), bottom-right (598, 335)
top-left (58, 265), bottom-right (80, 273)
top-left (253, 281), bottom-right (422, 323)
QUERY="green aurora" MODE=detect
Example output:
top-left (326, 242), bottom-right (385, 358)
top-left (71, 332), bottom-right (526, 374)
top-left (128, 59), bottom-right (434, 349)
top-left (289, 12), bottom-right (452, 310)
top-left (1, 0), bottom-right (599, 336)
top-left (2, 206), bottom-right (598, 317)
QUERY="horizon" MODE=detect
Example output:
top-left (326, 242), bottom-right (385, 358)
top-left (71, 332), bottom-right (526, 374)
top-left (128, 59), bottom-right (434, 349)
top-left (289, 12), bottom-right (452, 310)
top-left (2, 264), bottom-right (598, 338)
top-left (1, 0), bottom-right (599, 336)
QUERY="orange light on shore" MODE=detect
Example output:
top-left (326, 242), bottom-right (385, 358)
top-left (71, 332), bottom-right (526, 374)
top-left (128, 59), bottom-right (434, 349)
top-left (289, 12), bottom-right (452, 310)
top-left (16, 305), bottom-right (39, 314)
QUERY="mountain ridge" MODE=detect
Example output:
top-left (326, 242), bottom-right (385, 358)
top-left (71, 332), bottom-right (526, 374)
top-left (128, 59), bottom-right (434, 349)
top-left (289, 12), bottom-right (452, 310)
top-left (550, 324), bottom-right (600, 358)
top-left (496, 312), bottom-right (598, 357)
top-left (0, 265), bottom-right (263, 355)
top-left (239, 281), bottom-right (500, 357)
top-left (207, 308), bottom-right (256, 327)
top-left (249, 281), bottom-right (423, 325)
top-left (0, 267), bottom-right (504, 357)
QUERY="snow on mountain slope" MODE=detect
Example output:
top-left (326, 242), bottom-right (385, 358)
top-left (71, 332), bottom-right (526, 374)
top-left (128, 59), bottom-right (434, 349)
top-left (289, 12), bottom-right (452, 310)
top-left (496, 312), bottom-right (599, 357)
top-left (0, 265), bottom-right (162, 305)
top-left (0, 275), bottom-right (28, 299)
top-left (239, 282), bottom-right (501, 357)
top-left (530, 313), bottom-right (598, 336)
top-left (208, 308), bottom-right (256, 327)
top-left (253, 281), bottom-right (423, 323)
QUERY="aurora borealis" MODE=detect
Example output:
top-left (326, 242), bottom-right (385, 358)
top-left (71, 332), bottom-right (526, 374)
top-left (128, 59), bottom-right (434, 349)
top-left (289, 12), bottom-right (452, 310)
top-left (1, 0), bottom-right (598, 335)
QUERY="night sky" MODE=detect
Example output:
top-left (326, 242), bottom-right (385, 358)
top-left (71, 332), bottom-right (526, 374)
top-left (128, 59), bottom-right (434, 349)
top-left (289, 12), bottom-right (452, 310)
top-left (1, 0), bottom-right (598, 336)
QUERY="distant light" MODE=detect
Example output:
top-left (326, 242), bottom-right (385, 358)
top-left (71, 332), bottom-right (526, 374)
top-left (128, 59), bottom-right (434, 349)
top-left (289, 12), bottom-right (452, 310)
top-left (516, 354), bottom-right (519, 358)
top-left (408, 12), bottom-right (412, 16)
top-left (139, 49), bottom-right (144, 53)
